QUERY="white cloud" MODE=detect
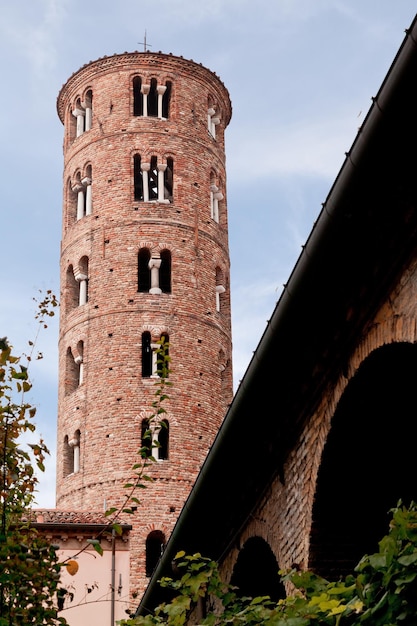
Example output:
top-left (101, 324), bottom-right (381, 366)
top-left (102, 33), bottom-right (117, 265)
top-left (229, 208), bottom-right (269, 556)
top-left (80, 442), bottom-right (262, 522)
top-left (228, 109), bottom-right (361, 183)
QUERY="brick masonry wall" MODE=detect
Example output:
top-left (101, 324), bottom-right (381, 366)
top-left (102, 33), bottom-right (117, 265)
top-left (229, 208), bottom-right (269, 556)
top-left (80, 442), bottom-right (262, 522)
top-left (219, 249), bottom-right (417, 592)
top-left (56, 52), bottom-right (233, 598)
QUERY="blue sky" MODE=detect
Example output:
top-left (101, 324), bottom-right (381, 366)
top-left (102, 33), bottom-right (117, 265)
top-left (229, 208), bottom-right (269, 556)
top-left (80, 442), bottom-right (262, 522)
top-left (1, 1), bottom-right (416, 507)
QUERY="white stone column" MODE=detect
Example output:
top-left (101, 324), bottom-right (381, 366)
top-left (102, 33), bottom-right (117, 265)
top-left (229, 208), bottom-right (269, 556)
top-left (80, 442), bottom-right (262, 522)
top-left (151, 423), bottom-right (159, 459)
top-left (216, 285), bottom-right (225, 312)
top-left (211, 115), bottom-right (221, 139)
top-left (151, 343), bottom-right (159, 377)
top-left (74, 355), bottom-right (84, 385)
top-left (141, 163), bottom-right (150, 202)
top-left (85, 107), bottom-right (92, 131)
top-left (72, 108), bottom-right (85, 137)
top-left (213, 191), bottom-right (223, 223)
top-left (208, 107), bottom-right (215, 133)
top-left (148, 257), bottom-right (162, 294)
top-left (141, 84), bottom-right (150, 117)
top-left (210, 184), bottom-right (218, 219)
top-left (69, 436), bottom-right (80, 473)
top-left (157, 85), bottom-right (167, 118)
top-left (157, 163), bottom-right (168, 203)
top-left (72, 182), bottom-right (85, 220)
top-left (75, 272), bottom-right (88, 305)
top-left (82, 177), bottom-right (92, 215)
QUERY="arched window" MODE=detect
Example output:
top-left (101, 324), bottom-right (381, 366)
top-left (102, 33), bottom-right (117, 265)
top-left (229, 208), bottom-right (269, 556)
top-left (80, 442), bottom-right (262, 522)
top-left (63, 435), bottom-right (74, 476)
top-left (148, 78), bottom-right (158, 117)
top-left (162, 81), bottom-right (172, 119)
top-left (84, 90), bottom-right (93, 131)
top-left (142, 333), bottom-right (169, 378)
top-left (133, 78), bottom-right (171, 118)
top-left (158, 420), bottom-right (169, 460)
top-left (141, 418), bottom-right (152, 458)
top-left (160, 249), bottom-right (171, 294)
top-left (66, 264), bottom-right (79, 312)
top-left (63, 430), bottom-right (81, 476)
top-left (134, 154), bottom-right (144, 201)
top-left (157, 334), bottom-right (169, 378)
top-left (133, 76), bottom-right (143, 116)
top-left (146, 530), bottom-right (165, 577)
top-left (65, 347), bottom-right (79, 395)
top-left (164, 158), bottom-right (174, 202)
top-left (75, 256), bottom-right (89, 305)
top-left (142, 332), bottom-right (152, 377)
top-left (71, 168), bottom-right (92, 220)
top-left (72, 97), bottom-right (85, 138)
top-left (134, 155), bottom-right (173, 203)
top-left (138, 248), bottom-right (151, 292)
top-left (149, 156), bottom-right (158, 200)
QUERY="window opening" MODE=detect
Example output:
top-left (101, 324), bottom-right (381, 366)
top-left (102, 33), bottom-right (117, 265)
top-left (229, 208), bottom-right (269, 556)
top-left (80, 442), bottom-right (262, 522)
top-left (138, 248), bottom-right (151, 292)
top-left (75, 256), bottom-right (89, 305)
top-left (159, 249), bottom-right (171, 294)
top-left (149, 156), bottom-right (158, 200)
top-left (158, 420), bottom-right (169, 460)
top-left (148, 78), bottom-right (158, 117)
top-left (162, 81), bottom-right (171, 119)
top-left (72, 98), bottom-right (85, 137)
top-left (133, 77), bottom-right (143, 116)
top-left (66, 264), bottom-right (79, 311)
top-left (135, 155), bottom-right (173, 203)
top-left (65, 347), bottom-right (81, 395)
top-left (142, 332), bottom-right (152, 377)
top-left (156, 334), bottom-right (169, 378)
top-left (63, 435), bottom-right (74, 476)
top-left (164, 158), bottom-right (173, 202)
top-left (134, 154), bottom-right (144, 201)
top-left (146, 531), bottom-right (165, 577)
top-left (141, 418), bottom-right (152, 458)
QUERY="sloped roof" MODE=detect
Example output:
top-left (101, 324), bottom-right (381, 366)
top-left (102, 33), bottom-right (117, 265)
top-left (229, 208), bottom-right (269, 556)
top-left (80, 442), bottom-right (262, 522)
top-left (139, 13), bottom-right (417, 614)
top-left (25, 509), bottom-right (132, 532)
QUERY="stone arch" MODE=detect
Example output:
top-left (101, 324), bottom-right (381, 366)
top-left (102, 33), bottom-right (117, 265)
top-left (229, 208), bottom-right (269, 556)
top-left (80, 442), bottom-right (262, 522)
top-left (309, 341), bottom-right (417, 580)
top-left (230, 536), bottom-right (285, 601)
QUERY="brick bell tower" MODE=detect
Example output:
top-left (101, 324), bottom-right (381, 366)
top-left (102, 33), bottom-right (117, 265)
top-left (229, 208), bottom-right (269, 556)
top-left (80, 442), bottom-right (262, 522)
top-left (56, 52), bottom-right (233, 596)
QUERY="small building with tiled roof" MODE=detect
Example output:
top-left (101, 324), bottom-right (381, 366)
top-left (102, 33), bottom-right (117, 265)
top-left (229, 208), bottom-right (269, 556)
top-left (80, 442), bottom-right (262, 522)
top-left (28, 510), bottom-right (132, 622)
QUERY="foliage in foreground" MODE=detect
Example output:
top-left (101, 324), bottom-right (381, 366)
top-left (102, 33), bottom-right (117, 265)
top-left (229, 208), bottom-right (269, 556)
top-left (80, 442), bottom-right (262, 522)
top-left (0, 293), bottom-right (66, 625)
top-left (122, 502), bottom-right (417, 625)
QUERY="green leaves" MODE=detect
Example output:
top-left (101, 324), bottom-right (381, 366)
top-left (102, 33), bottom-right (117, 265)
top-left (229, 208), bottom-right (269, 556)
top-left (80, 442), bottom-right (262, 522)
top-left (0, 294), bottom-right (69, 625)
top-left (120, 504), bottom-right (417, 626)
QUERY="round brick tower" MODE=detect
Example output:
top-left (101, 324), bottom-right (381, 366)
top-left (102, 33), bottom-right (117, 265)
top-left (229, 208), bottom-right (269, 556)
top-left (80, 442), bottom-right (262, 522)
top-left (56, 51), bottom-right (233, 596)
